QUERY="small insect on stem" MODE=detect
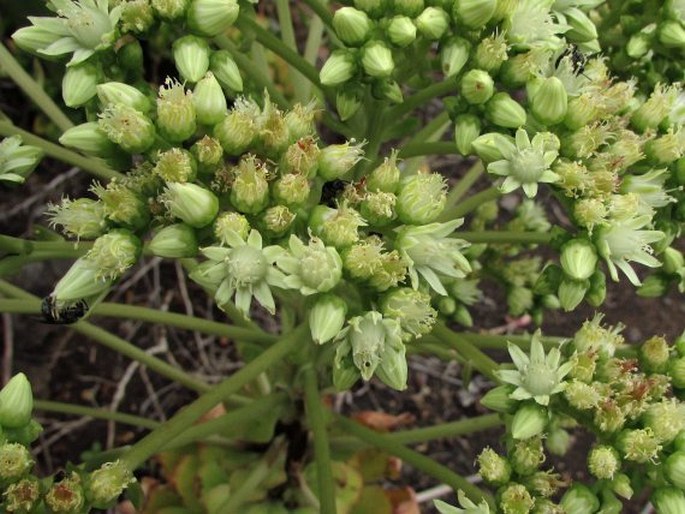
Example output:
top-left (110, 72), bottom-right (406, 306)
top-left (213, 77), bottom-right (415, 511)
top-left (40, 296), bottom-right (89, 325)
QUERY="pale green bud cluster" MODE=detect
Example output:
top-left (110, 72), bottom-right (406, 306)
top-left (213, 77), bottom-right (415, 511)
top-left (0, 136), bottom-right (43, 184)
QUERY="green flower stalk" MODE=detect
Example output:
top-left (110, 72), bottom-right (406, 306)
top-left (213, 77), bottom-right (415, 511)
top-left (333, 7), bottom-right (373, 46)
top-left (3, 477), bottom-right (41, 513)
top-left (193, 72), bottom-right (228, 125)
top-left (195, 229), bottom-right (286, 315)
top-left (0, 136), bottom-right (44, 184)
top-left (395, 219), bottom-right (471, 295)
top-left (361, 41), bottom-right (394, 78)
top-left (497, 333), bottom-right (572, 405)
top-left (277, 234), bottom-right (343, 295)
top-left (381, 288), bottom-right (436, 340)
top-left (152, 0), bottom-right (189, 20)
top-left (173, 35), bottom-right (211, 83)
top-left (45, 474), bottom-right (85, 513)
top-left (309, 294), bottom-right (348, 344)
top-left (0, 373), bottom-right (33, 429)
top-left (435, 491), bottom-right (490, 514)
top-left (485, 92), bottom-right (527, 128)
top-left (395, 172), bottom-right (446, 224)
top-left (12, 0), bottom-right (122, 66)
top-left (161, 182), bottom-right (219, 228)
top-left (187, 0), bottom-right (239, 36)
top-left (98, 104), bottom-right (156, 154)
top-left (441, 37), bottom-right (471, 77)
top-left (387, 16), bottom-right (417, 47)
top-left (319, 50), bottom-right (358, 87)
top-left (62, 61), bottom-right (99, 107)
top-left (148, 223), bottom-right (198, 258)
top-left (318, 140), bottom-right (365, 181)
top-left (86, 229), bottom-right (141, 281)
top-left (47, 198), bottom-right (107, 240)
top-left (487, 128), bottom-right (560, 198)
top-left (415, 7), bottom-right (450, 40)
top-left (0, 443), bottom-right (33, 481)
top-left (86, 460), bottom-right (135, 509)
top-left (210, 50), bottom-right (244, 92)
top-left (460, 69), bottom-right (495, 104)
top-left (59, 122), bottom-right (118, 156)
top-left (594, 215), bottom-right (664, 286)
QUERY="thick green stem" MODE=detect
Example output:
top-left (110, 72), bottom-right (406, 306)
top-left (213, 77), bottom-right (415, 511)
top-left (235, 13), bottom-right (332, 104)
top-left (214, 36), bottom-right (290, 109)
top-left (385, 80), bottom-right (456, 122)
top-left (301, 0), bottom-right (334, 28)
top-left (34, 399), bottom-right (159, 430)
top-left (387, 414), bottom-right (502, 445)
top-left (0, 298), bottom-right (276, 345)
top-left (398, 141), bottom-right (456, 159)
top-left (0, 42), bottom-right (73, 132)
top-left (0, 119), bottom-right (123, 181)
top-left (432, 323), bottom-right (500, 381)
top-left (303, 366), bottom-right (337, 514)
top-left (458, 231), bottom-right (553, 245)
top-left (0, 280), bottom-right (209, 392)
top-left (164, 393), bottom-right (287, 449)
top-left (446, 161), bottom-right (484, 207)
top-left (440, 186), bottom-right (502, 221)
top-left (119, 324), bottom-right (307, 470)
top-left (336, 415), bottom-right (493, 508)
top-left (275, 0), bottom-right (310, 103)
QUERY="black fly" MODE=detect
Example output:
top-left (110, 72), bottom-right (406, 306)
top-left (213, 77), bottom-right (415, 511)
top-left (41, 296), bottom-right (89, 325)
top-left (555, 44), bottom-right (587, 76)
top-left (320, 179), bottom-right (349, 207)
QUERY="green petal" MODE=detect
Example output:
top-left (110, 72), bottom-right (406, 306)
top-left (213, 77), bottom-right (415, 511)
top-left (507, 342), bottom-right (530, 371)
top-left (253, 281), bottom-right (275, 314)
top-left (235, 286), bottom-right (253, 315)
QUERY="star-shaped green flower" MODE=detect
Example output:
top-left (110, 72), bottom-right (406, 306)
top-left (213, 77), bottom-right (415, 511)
top-left (497, 333), bottom-right (573, 406)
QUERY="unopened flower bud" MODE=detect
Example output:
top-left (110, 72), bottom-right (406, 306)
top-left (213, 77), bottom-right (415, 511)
top-left (558, 278), bottom-right (587, 311)
top-left (333, 7), bottom-right (373, 46)
top-left (460, 69), bottom-right (494, 105)
top-left (564, 7), bottom-right (597, 42)
top-left (334, 340), bottom-right (361, 390)
top-left (511, 436), bottom-right (544, 475)
top-left (162, 182), bottom-right (219, 228)
top-left (669, 357), bottom-right (685, 389)
top-left (361, 41), bottom-right (394, 78)
top-left (319, 50), bottom-right (357, 87)
top-left (52, 258), bottom-right (113, 303)
top-left (477, 447), bottom-right (511, 486)
top-left (560, 239), bottom-right (598, 281)
top-left (659, 21), bottom-right (685, 48)
top-left (652, 487), bottom-right (685, 514)
top-left (309, 205), bottom-right (365, 248)
top-left (617, 428), bottom-right (662, 463)
top-left (643, 400), bottom-right (684, 443)
top-left (47, 197), bottom-right (108, 240)
top-left (360, 191), bottom-right (396, 225)
top-left (173, 35), bottom-right (211, 82)
top-left (273, 173), bottom-right (311, 207)
top-left (98, 105), bottom-right (155, 154)
top-left (318, 140), bottom-right (365, 181)
top-left (637, 274), bottom-right (669, 298)
top-left (639, 335), bottom-right (671, 373)
top-left (381, 288), bottom-right (436, 339)
top-left (454, 114), bottom-right (481, 156)
top-left (588, 445), bottom-right (620, 480)
top-left (285, 102), bottom-right (317, 141)
top-left (4, 477), bottom-right (40, 512)
top-left (474, 32), bottom-right (508, 73)
top-left (529, 77), bottom-right (568, 126)
top-left (210, 50), bottom-right (243, 92)
top-left (511, 403), bottom-right (548, 440)
top-left (59, 122), bottom-right (118, 156)
top-left (452, 0), bottom-right (497, 28)
top-left (545, 427), bottom-right (571, 456)
top-left (214, 211), bottom-right (249, 244)
top-left (480, 384), bottom-right (517, 413)
top-left (230, 156), bottom-right (270, 214)
top-left (86, 230), bottom-right (141, 281)
top-left (644, 129), bottom-right (685, 165)
top-left (664, 451), bottom-right (685, 489)
top-left (45, 472), bottom-right (85, 513)
top-left (309, 294), bottom-right (348, 344)
top-left (148, 224), bottom-right (198, 258)
top-left (440, 37), bottom-right (470, 77)
top-left (97, 82), bottom-right (152, 113)
top-left (62, 61), bottom-right (99, 108)
top-left (372, 79), bottom-right (403, 104)
top-left (156, 78), bottom-right (197, 143)
top-left (191, 72), bottom-right (227, 125)
top-left (187, 0), bottom-right (239, 37)
top-left (87, 460), bottom-right (135, 509)
top-left (153, 147), bottom-right (196, 182)
top-left (609, 473), bottom-right (633, 500)
top-left (507, 286), bottom-right (534, 317)
top-left (500, 483), bottom-right (534, 514)
top-left (119, 0), bottom-right (154, 34)
top-left (486, 92), bottom-right (526, 128)
top-left (0, 373), bottom-right (33, 429)
top-left (336, 86), bottom-right (364, 121)
top-left (152, 0), bottom-right (189, 20)
top-left (214, 107), bottom-right (257, 155)
top-left (191, 135), bottom-right (223, 172)
top-left (386, 16), bottom-right (416, 47)
top-left (416, 7), bottom-right (449, 40)
top-left (471, 132), bottom-right (516, 162)
top-left (0, 443), bottom-right (32, 481)
top-left (561, 484), bottom-right (600, 514)
top-left (261, 205), bottom-right (295, 236)
top-left (396, 173), bottom-right (446, 224)
top-left (367, 150), bottom-right (400, 193)
top-left (394, 0), bottom-right (424, 17)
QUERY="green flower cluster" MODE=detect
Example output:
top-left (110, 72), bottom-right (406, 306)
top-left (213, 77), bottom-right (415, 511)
top-left (0, 136), bottom-right (43, 184)
top-left (474, 316), bottom-right (685, 514)
top-left (0, 374), bottom-right (133, 512)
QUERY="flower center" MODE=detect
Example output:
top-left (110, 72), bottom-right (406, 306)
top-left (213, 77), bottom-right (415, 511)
top-left (227, 246), bottom-right (267, 286)
top-left (510, 149), bottom-right (546, 184)
top-left (66, 5), bottom-right (112, 49)
top-left (522, 362), bottom-right (558, 396)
